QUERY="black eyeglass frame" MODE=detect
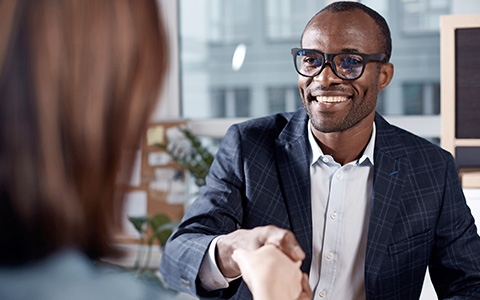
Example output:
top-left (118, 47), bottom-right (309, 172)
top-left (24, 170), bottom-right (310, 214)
top-left (291, 48), bottom-right (388, 81)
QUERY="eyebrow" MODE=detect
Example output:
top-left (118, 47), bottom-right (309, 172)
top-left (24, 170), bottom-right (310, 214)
top-left (340, 48), bottom-right (361, 54)
top-left (302, 47), bottom-right (363, 54)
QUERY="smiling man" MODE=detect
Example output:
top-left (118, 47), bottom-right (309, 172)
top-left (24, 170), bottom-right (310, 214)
top-left (294, 7), bottom-right (393, 166)
top-left (160, 2), bottom-right (480, 300)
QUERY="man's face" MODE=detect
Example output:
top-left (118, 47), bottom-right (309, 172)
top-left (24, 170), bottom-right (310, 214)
top-left (299, 10), bottom-right (389, 133)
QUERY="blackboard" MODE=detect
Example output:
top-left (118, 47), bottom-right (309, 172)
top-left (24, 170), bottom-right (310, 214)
top-left (441, 14), bottom-right (480, 188)
top-left (455, 28), bottom-right (480, 139)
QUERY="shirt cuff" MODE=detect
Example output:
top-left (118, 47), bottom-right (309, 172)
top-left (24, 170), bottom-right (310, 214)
top-left (198, 235), bottom-right (241, 291)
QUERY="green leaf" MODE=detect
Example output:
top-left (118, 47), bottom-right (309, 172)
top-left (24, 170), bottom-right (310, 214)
top-left (150, 221), bottom-right (180, 248)
top-left (148, 214), bottom-right (171, 230)
top-left (147, 229), bottom-right (173, 248)
top-left (155, 221), bottom-right (180, 232)
top-left (128, 216), bottom-right (148, 235)
top-left (153, 127), bottom-right (214, 187)
top-left (146, 214), bottom-right (178, 248)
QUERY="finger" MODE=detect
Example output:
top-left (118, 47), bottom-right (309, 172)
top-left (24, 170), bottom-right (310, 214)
top-left (297, 273), bottom-right (313, 300)
top-left (264, 227), bottom-right (305, 261)
top-left (231, 248), bottom-right (248, 267)
top-left (301, 273), bottom-right (310, 290)
top-left (280, 231), bottom-right (305, 261)
top-left (231, 248), bottom-right (253, 277)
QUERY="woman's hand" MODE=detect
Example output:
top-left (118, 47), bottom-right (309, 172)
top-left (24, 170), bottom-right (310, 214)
top-left (232, 244), bottom-right (312, 300)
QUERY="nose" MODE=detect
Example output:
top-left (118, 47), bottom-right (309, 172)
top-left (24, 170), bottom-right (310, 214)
top-left (314, 62), bottom-right (343, 87)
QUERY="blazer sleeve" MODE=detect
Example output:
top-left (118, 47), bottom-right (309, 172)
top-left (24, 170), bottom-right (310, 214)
top-left (429, 154), bottom-right (480, 299)
top-left (159, 124), bottom-right (247, 299)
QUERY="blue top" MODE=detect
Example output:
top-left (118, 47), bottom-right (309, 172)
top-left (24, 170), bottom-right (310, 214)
top-left (0, 250), bottom-right (171, 300)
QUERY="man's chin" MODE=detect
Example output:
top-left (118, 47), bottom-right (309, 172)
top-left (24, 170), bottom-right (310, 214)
top-left (310, 119), bottom-right (344, 134)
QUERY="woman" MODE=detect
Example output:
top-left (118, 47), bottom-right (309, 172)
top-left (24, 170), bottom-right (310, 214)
top-left (0, 0), bottom-right (167, 298)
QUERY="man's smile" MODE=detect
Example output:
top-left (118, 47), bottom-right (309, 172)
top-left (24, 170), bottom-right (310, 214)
top-left (314, 96), bottom-right (349, 103)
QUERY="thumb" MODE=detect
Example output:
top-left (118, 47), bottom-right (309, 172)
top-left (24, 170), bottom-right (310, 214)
top-left (231, 248), bottom-right (249, 265)
top-left (231, 248), bottom-right (254, 276)
top-left (294, 259), bottom-right (302, 268)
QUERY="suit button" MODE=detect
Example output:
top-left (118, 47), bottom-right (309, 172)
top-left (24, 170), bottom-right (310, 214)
top-left (180, 278), bottom-right (191, 290)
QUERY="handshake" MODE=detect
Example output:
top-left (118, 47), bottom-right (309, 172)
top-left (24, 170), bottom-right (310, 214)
top-left (218, 225), bottom-right (313, 300)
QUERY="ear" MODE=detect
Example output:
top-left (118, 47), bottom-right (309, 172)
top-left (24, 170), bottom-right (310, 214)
top-left (377, 62), bottom-right (394, 91)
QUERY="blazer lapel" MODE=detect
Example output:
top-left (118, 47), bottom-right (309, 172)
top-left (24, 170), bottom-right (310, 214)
top-left (365, 113), bottom-right (408, 295)
top-left (275, 109), bottom-right (313, 273)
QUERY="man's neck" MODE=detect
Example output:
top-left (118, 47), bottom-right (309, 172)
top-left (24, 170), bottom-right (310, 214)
top-left (311, 116), bottom-right (374, 166)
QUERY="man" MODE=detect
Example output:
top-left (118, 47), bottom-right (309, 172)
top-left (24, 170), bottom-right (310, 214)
top-left (160, 2), bottom-right (480, 299)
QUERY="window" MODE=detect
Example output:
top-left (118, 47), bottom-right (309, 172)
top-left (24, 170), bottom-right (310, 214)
top-left (403, 83), bottom-right (440, 115)
top-left (177, 0), bottom-right (470, 142)
top-left (267, 86), bottom-right (303, 114)
top-left (179, 0), bottom-right (301, 121)
top-left (210, 89), bottom-right (227, 118)
top-left (208, 0), bottom-right (253, 43)
top-left (265, 0), bottom-right (324, 40)
top-left (400, 0), bottom-right (450, 34)
top-left (211, 87), bottom-right (251, 118)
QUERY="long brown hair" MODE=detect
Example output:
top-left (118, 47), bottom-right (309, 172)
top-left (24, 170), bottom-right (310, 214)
top-left (0, 0), bottom-right (167, 264)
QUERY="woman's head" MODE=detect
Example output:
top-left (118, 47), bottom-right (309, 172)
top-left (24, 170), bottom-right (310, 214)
top-left (0, 0), bottom-right (167, 264)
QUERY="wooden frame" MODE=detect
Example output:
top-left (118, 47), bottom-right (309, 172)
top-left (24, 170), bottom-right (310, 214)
top-left (440, 14), bottom-right (480, 189)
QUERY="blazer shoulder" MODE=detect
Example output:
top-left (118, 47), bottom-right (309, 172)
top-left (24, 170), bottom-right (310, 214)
top-left (375, 113), bottom-right (452, 161)
top-left (234, 110), bottom-right (302, 138)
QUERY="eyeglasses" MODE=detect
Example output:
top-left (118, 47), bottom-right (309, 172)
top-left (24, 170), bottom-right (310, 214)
top-left (291, 48), bottom-right (387, 81)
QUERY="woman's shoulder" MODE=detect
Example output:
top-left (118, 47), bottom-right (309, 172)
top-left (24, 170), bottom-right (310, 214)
top-left (0, 250), bottom-right (170, 300)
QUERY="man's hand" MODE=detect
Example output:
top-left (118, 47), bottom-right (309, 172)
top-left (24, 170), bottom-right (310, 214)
top-left (215, 225), bottom-right (305, 278)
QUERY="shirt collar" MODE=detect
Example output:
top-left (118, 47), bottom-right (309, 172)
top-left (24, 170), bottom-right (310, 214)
top-left (308, 119), bottom-right (376, 166)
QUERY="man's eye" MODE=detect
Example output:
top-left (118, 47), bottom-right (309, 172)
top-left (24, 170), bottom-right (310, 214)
top-left (341, 57), bottom-right (362, 68)
top-left (303, 57), bottom-right (322, 66)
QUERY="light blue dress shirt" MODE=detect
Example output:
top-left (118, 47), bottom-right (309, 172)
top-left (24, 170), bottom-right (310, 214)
top-left (308, 120), bottom-right (375, 300)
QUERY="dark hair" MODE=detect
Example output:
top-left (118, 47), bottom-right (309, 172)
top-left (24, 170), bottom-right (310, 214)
top-left (0, 0), bottom-right (167, 265)
top-left (302, 1), bottom-right (392, 62)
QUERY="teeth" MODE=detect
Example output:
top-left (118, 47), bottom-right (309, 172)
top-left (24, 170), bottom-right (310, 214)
top-left (315, 96), bottom-right (348, 103)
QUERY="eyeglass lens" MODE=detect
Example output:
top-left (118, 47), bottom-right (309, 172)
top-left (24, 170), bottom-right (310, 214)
top-left (295, 50), bottom-right (364, 80)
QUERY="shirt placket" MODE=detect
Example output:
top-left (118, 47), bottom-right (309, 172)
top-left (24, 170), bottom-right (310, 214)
top-left (315, 164), bottom-right (347, 299)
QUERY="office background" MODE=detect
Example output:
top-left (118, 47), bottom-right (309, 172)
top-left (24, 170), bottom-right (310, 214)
top-left (156, 0), bottom-right (478, 141)
top-left (148, 1), bottom-right (480, 299)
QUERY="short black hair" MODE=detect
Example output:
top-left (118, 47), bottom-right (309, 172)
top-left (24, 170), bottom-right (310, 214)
top-left (301, 1), bottom-right (392, 62)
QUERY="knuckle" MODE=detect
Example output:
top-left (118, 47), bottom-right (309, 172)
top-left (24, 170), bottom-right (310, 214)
top-left (279, 229), bottom-right (292, 241)
top-left (263, 224), bottom-right (277, 232)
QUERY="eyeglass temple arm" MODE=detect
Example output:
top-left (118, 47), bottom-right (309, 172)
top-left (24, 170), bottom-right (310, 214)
top-left (368, 53), bottom-right (387, 62)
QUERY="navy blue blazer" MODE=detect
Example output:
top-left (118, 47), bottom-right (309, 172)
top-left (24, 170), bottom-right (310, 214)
top-left (160, 109), bottom-right (480, 300)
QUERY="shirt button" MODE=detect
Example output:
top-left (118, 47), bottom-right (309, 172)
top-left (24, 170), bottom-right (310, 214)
top-left (319, 290), bottom-right (327, 297)
top-left (322, 157), bottom-right (329, 163)
top-left (336, 173), bottom-right (343, 180)
top-left (326, 252), bottom-right (333, 259)
top-left (330, 212), bottom-right (337, 220)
